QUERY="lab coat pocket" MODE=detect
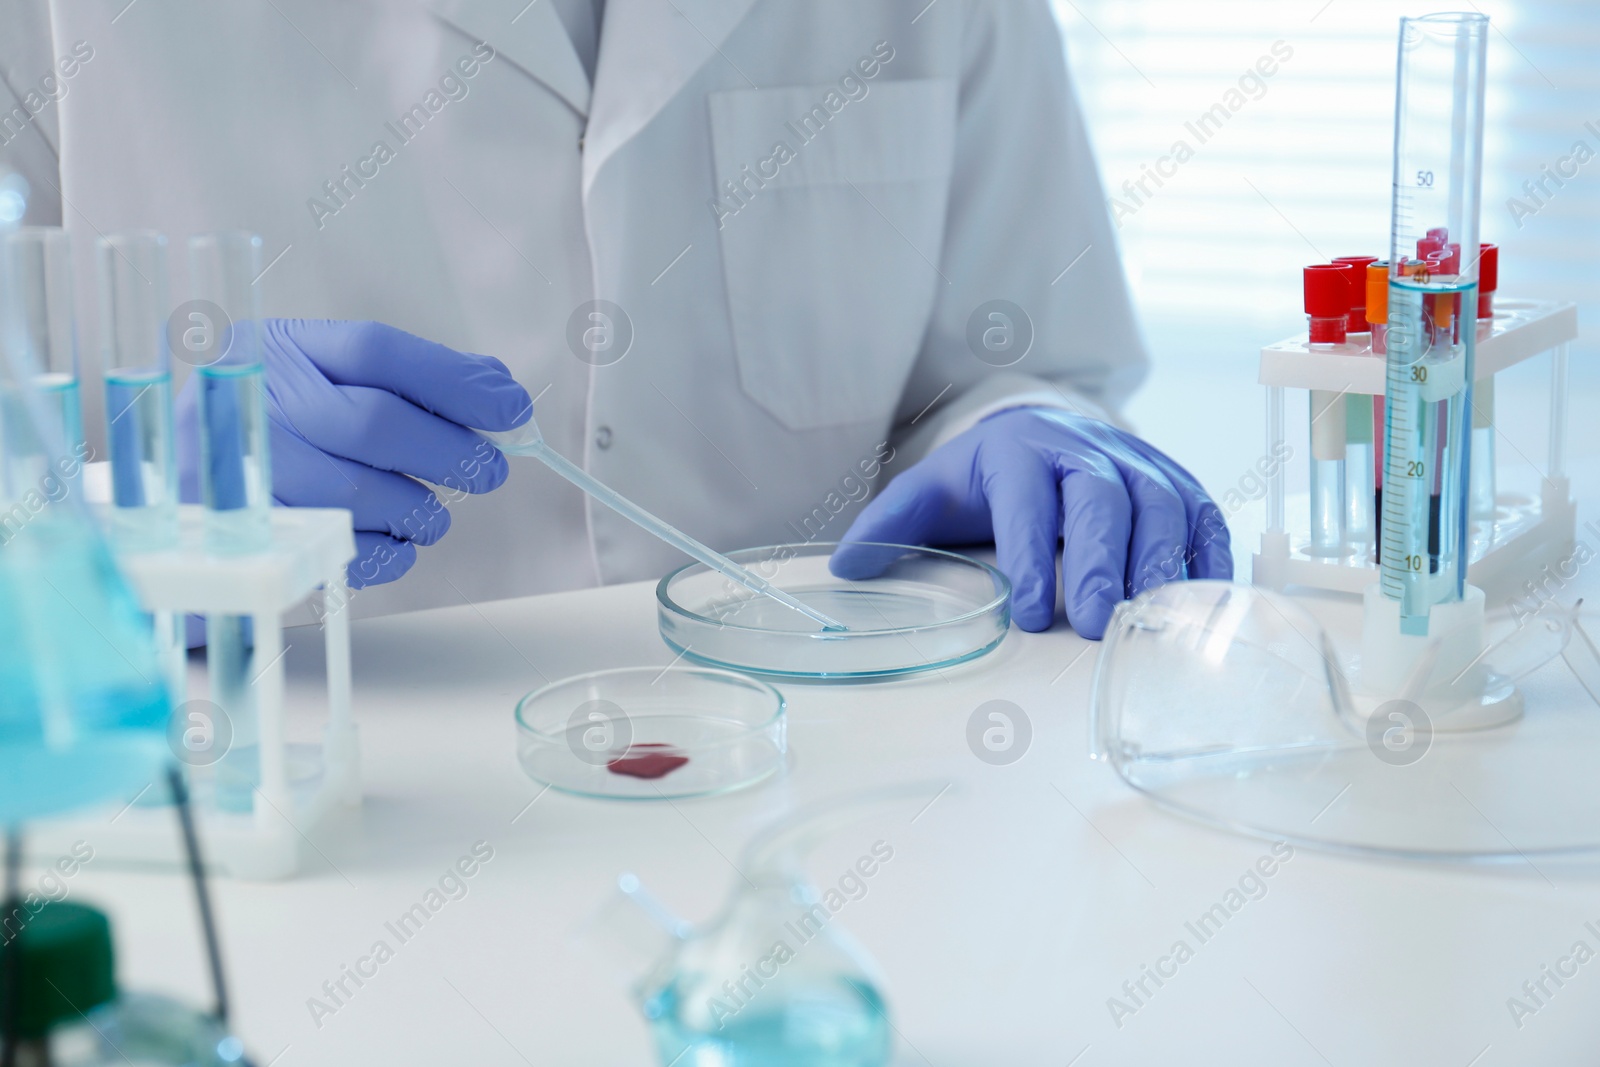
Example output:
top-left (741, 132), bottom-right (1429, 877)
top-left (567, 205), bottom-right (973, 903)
top-left (708, 78), bottom-right (957, 430)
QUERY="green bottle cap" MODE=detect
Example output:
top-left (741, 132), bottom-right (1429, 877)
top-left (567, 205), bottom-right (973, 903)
top-left (2, 901), bottom-right (117, 1039)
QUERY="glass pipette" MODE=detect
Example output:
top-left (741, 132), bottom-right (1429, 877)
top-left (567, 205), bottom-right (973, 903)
top-left (479, 418), bottom-right (849, 632)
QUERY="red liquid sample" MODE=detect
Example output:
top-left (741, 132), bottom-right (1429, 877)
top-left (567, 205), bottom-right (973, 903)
top-left (607, 743), bottom-right (689, 780)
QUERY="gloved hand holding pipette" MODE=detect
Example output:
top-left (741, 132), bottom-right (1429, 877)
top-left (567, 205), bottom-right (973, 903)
top-left (831, 409), bottom-right (1231, 639)
top-left (480, 416), bottom-right (850, 631)
top-left (179, 327), bottom-right (1229, 637)
top-left (176, 319), bottom-right (531, 588)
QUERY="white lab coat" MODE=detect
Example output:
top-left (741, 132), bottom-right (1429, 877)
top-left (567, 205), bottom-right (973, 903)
top-left (0, 0), bottom-right (1145, 618)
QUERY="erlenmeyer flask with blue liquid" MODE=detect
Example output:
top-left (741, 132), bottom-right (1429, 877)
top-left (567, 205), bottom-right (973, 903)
top-left (587, 788), bottom-right (933, 1067)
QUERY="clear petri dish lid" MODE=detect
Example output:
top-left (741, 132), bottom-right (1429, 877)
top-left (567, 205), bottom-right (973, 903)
top-left (656, 543), bottom-right (1010, 680)
top-left (1090, 580), bottom-right (1354, 766)
top-left (1091, 581), bottom-right (1600, 862)
top-left (515, 666), bottom-right (786, 800)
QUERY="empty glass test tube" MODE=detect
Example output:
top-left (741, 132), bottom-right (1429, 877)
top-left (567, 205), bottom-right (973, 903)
top-left (3, 228), bottom-right (83, 467)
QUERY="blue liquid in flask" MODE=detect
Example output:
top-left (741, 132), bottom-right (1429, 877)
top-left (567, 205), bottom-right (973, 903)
top-left (0, 515), bottom-right (169, 822)
top-left (644, 974), bottom-right (891, 1067)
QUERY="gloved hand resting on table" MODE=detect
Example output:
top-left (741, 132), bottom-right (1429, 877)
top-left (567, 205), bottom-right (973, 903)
top-left (830, 408), bottom-right (1230, 639)
top-left (176, 319), bottom-right (531, 588)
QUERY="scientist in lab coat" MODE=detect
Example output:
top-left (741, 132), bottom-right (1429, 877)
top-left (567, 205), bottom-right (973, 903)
top-left (0, 0), bottom-right (1228, 638)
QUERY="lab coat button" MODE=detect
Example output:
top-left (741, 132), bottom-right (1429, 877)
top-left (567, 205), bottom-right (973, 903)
top-left (594, 425), bottom-right (613, 450)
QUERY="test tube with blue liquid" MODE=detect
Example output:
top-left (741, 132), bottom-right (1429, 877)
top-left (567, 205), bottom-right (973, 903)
top-left (190, 232), bottom-right (272, 552)
top-left (3, 228), bottom-right (83, 469)
top-left (98, 232), bottom-right (179, 550)
top-left (1379, 12), bottom-right (1487, 636)
top-left (189, 232), bottom-right (274, 812)
top-left (98, 232), bottom-right (186, 713)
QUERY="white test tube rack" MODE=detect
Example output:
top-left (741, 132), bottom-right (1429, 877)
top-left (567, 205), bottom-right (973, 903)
top-left (1252, 298), bottom-right (1578, 602)
top-left (29, 505), bottom-right (358, 880)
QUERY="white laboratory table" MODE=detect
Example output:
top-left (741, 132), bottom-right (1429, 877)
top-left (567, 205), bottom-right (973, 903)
top-left (57, 363), bottom-right (1600, 1067)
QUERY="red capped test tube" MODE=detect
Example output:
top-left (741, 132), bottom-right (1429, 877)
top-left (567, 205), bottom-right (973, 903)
top-left (1303, 263), bottom-right (1358, 556)
top-left (1329, 256), bottom-right (1378, 550)
top-left (1472, 242), bottom-right (1500, 517)
top-left (1477, 242), bottom-right (1498, 320)
top-left (1304, 263), bottom-right (1356, 347)
top-left (1332, 255), bottom-right (1379, 337)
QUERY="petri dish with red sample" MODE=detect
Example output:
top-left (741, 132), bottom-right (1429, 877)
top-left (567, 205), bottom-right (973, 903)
top-left (515, 666), bottom-right (786, 799)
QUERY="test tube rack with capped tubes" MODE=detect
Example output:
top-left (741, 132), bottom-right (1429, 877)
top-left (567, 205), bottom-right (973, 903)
top-left (1250, 249), bottom-right (1577, 605)
top-left (1095, 11), bottom-right (1600, 862)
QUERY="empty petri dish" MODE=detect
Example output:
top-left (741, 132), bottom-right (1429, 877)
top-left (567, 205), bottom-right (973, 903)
top-left (515, 666), bottom-right (786, 800)
top-left (656, 542), bottom-right (1010, 680)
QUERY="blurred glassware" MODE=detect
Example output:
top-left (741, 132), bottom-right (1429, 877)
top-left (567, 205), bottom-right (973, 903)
top-left (1091, 581), bottom-right (1600, 861)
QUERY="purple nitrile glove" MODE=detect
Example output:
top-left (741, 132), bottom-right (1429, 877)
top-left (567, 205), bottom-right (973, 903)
top-left (830, 408), bottom-right (1231, 639)
top-left (176, 319), bottom-right (531, 588)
